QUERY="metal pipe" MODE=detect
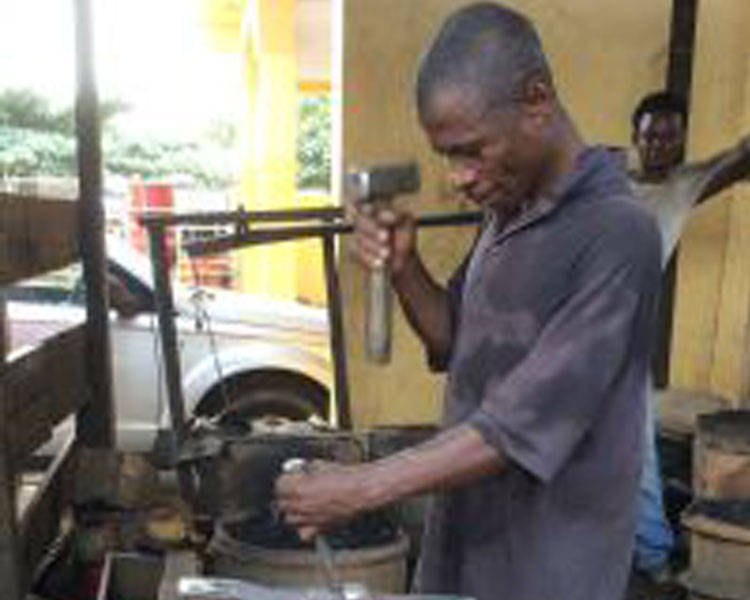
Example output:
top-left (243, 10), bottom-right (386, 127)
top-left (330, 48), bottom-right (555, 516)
top-left (73, 0), bottom-right (115, 448)
top-left (140, 205), bottom-right (343, 228)
top-left (147, 226), bottom-right (194, 500)
top-left (322, 231), bottom-right (352, 428)
top-left (184, 210), bottom-right (482, 258)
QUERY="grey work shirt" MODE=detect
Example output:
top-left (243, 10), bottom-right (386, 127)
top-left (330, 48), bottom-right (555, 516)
top-left (416, 148), bottom-right (662, 600)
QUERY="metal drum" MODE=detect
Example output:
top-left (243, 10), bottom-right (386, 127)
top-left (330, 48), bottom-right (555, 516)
top-left (208, 516), bottom-right (409, 593)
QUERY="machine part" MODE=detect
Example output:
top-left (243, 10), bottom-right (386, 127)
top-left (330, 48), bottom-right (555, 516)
top-left (184, 430), bottom-right (363, 523)
top-left (345, 163), bottom-right (421, 364)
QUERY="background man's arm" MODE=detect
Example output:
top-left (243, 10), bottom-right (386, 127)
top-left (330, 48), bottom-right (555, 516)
top-left (692, 134), bottom-right (750, 204)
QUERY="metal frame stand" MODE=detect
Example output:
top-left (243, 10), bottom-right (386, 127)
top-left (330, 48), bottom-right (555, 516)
top-left (140, 206), bottom-right (481, 484)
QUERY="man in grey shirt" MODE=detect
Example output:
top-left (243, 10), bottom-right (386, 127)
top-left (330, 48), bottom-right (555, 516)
top-left (277, 5), bottom-right (661, 600)
top-left (629, 91), bottom-right (750, 583)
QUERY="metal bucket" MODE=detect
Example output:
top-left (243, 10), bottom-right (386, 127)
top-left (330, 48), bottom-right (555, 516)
top-left (208, 518), bottom-right (409, 593)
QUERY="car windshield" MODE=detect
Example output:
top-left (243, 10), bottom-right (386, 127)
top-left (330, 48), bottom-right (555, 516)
top-left (6, 236), bottom-right (156, 315)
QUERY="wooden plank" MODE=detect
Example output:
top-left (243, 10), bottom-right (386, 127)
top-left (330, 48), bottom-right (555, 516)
top-left (18, 435), bottom-right (76, 590)
top-left (0, 193), bottom-right (79, 286)
top-left (0, 327), bottom-right (23, 600)
top-left (0, 294), bottom-right (7, 363)
top-left (0, 325), bottom-right (89, 460)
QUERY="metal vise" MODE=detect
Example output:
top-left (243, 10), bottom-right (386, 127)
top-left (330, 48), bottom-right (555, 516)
top-left (346, 162), bottom-right (421, 364)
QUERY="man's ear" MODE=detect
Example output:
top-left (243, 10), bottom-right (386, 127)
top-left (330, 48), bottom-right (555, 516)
top-left (519, 73), bottom-right (555, 121)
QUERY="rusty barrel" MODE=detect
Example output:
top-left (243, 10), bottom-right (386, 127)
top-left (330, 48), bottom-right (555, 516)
top-left (208, 516), bottom-right (409, 593)
top-left (694, 410), bottom-right (750, 499)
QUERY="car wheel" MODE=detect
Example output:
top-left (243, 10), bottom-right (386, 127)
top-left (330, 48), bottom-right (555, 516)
top-left (223, 386), bottom-right (323, 422)
top-left (195, 372), bottom-right (329, 424)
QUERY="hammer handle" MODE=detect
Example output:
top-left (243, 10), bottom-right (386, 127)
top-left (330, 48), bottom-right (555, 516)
top-left (366, 265), bottom-right (392, 364)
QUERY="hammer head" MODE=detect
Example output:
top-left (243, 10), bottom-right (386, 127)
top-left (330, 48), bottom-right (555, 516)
top-left (346, 162), bottom-right (421, 202)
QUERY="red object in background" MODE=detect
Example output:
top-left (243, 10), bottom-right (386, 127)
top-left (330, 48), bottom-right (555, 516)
top-left (129, 179), bottom-right (176, 267)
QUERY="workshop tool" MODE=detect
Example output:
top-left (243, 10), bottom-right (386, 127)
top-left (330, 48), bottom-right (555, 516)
top-left (177, 576), bottom-right (476, 600)
top-left (345, 163), bottom-right (421, 364)
top-left (282, 458), bottom-right (345, 598)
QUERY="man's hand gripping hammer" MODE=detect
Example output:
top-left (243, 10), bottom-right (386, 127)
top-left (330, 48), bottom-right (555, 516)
top-left (346, 163), bottom-right (421, 364)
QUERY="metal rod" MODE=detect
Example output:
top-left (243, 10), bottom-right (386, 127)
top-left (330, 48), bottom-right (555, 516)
top-left (140, 205), bottom-right (343, 228)
top-left (73, 0), bottom-right (115, 448)
top-left (184, 210), bottom-right (482, 258)
top-left (147, 226), bottom-right (194, 500)
top-left (322, 232), bottom-right (351, 428)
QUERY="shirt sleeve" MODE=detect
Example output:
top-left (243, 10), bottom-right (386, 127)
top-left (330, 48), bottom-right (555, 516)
top-left (468, 221), bottom-right (661, 482)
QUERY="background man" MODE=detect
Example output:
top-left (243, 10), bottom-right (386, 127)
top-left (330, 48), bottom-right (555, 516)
top-left (277, 5), bottom-right (661, 600)
top-left (630, 90), bottom-right (750, 582)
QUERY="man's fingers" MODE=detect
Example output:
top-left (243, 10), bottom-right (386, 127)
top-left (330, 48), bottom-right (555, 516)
top-left (348, 234), bottom-right (389, 269)
top-left (298, 525), bottom-right (320, 541)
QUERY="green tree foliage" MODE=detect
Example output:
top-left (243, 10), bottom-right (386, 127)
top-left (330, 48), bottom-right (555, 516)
top-left (1, 88), bottom-right (332, 191)
top-left (297, 95), bottom-right (331, 190)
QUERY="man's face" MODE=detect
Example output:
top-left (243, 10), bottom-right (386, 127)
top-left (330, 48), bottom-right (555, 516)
top-left (420, 86), bottom-right (548, 216)
top-left (634, 111), bottom-right (686, 177)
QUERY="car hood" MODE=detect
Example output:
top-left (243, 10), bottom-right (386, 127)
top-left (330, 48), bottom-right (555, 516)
top-left (107, 235), bottom-right (329, 336)
top-left (175, 288), bottom-right (329, 336)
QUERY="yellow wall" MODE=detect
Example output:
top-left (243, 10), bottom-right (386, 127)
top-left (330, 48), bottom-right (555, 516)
top-left (295, 191), bottom-right (330, 306)
top-left (670, 0), bottom-right (750, 404)
top-left (340, 0), bottom-right (672, 428)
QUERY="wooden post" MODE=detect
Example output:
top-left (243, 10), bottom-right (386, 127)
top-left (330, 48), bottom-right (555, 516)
top-left (0, 294), bottom-right (6, 362)
top-left (0, 294), bottom-right (22, 600)
top-left (652, 0), bottom-right (700, 387)
top-left (73, 0), bottom-right (115, 447)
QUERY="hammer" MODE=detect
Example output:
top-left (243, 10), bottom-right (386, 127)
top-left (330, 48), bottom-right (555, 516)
top-left (346, 162), bottom-right (421, 364)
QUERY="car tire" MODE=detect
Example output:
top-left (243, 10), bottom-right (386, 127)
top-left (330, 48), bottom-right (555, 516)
top-left (196, 372), bottom-right (329, 423)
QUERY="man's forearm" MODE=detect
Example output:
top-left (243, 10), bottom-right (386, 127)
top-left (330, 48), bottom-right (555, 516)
top-left (696, 134), bottom-right (750, 203)
top-left (392, 253), bottom-right (454, 363)
top-left (359, 425), bottom-right (506, 510)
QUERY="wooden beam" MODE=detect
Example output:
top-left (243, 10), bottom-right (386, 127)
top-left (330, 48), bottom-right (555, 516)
top-left (0, 193), bottom-right (78, 286)
top-left (18, 435), bottom-right (76, 590)
top-left (73, 0), bottom-right (115, 448)
top-left (0, 441), bottom-right (22, 600)
top-left (653, 0), bottom-right (700, 387)
top-left (0, 293), bottom-right (22, 600)
top-left (1, 325), bottom-right (89, 460)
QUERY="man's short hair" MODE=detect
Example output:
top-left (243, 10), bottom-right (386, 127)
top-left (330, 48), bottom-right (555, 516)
top-left (631, 91), bottom-right (688, 133)
top-left (416, 2), bottom-right (551, 116)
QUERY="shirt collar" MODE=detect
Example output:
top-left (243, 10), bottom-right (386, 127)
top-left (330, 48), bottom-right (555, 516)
top-left (492, 146), bottom-right (626, 242)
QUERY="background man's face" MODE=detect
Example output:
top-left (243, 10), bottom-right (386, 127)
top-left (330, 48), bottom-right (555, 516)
top-left (421, 86), bottom-right (546, 216)
top-left (635, 111), bottom-right (686, 176)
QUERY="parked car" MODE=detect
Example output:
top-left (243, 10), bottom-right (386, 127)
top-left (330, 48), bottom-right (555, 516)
top-left (6, 237), bottom-right (332, 453)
